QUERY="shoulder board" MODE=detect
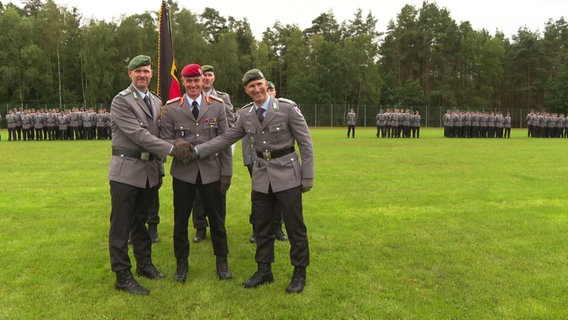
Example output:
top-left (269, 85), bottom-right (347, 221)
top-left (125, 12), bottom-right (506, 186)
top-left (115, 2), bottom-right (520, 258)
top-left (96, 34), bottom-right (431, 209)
top-left (166, 97), bottom-right (181, 105)
top-left (216, 91), bottom-right (228, 96)
top-left (277, 97), bottom-right (295, 105)
top-left (208, 95), bottom-right (223, 103)
top-left (242, 102), bottom-right (254, 110)
top-left (119, 88), bottom-right (132, 96)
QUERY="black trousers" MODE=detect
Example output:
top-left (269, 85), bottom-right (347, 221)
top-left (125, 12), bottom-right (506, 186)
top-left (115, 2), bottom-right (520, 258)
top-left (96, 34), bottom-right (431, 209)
top-left (109, 180), bottom-right (156, 272)
top-left (191, 189), bottom-right (226, 230)
top-left (347, 125), bottom-right (355, 138)
top-left (252, 185), bottom-right (309, 267)
top-left (172, 176), bottom-right (228, 259)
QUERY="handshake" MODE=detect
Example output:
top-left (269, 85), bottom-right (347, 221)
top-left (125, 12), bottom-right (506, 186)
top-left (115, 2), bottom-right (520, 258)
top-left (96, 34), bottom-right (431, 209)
top-left (170, 139), bottom-right (198, 163)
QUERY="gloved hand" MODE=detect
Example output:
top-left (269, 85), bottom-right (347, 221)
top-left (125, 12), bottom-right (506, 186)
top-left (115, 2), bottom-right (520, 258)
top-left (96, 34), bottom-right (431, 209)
top-left (171, 139), bottom-right (190, 159)
top-left (220, 176), bottom-right (232, 194)
top-left (301, 178), bottom-right (313, 193)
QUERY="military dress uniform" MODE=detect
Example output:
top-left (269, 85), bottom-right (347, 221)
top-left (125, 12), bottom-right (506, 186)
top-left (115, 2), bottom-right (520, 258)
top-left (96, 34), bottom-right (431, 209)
top-left (196, 92), bottom-right (314, 293)
top-left (160, 92), bottom-right (232, 281)
top-left (108, 81), bottom-right (173, 290)
top-left (191, 87), bottom-right (236, 242)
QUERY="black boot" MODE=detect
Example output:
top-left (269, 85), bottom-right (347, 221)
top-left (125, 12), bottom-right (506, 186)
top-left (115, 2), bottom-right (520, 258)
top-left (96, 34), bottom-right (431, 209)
top-left (174, 258), bottom-right (188, 283)
top-left (274, 225), bottom-right (288, 241)
top-left (136, 257), bottom-right (165, 279)
top-left (243, 263), bottom-right (274, 289)
top-left (216, 256), bottom-right (232, 280)
top-left (148, 224), bottom-right (159, 243)
top-left (286, 266), bottom-right (306, 293)
top-left (193, 228), bottom-right (206, 243)
top-left (115, 270), bottom-right (149, 295)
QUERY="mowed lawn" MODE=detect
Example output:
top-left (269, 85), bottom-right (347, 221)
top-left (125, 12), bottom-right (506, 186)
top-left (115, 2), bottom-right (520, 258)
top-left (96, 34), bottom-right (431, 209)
top-left (0, 128), bottom-right (567, 319)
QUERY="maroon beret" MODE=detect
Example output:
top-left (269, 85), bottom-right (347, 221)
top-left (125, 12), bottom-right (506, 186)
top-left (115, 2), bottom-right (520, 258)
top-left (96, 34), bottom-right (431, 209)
top-left (181, 64), bottom-right (203, 77)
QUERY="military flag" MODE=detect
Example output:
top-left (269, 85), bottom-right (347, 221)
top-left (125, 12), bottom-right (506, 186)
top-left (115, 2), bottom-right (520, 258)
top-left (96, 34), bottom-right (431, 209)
top-left (158, 1), bottom-right (181, 105)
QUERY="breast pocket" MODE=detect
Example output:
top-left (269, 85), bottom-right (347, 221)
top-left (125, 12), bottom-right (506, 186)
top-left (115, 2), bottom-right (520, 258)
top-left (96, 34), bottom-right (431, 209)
top-left (268, 122), bottom-right (288, 141)
top-left (175, 124), bottom-right (190, 138)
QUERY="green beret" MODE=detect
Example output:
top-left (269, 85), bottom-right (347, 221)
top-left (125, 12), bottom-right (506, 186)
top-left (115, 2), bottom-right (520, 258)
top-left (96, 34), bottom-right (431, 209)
top-left (128, 55), bottom-right (151, 70)
top-left (267, 81), bottom-right (275, 89)
top-left (242, 68), bottom-right (265, 86)
top-left (202, 65), bottom-right (215, 73)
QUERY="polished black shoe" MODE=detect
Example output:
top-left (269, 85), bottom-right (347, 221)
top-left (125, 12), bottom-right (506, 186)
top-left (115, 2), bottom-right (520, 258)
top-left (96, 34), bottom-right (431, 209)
top-left (148, 224), bottom-right (160, 243)
top-left (115, 270), bottom-right (150, 295)
top-left (136, 259), bottom-right (166, 279)
top-left (174, 258), bottom-right (188, 283)
top-left (275, 230), bottom-right (288, 241)
top-left (216, 261), bottom-right (233, 280)
top-left (193, 228), bottom-right (206, 243)
top-left (243, 264), bottom-right (274, 289)
top-left (249, 233), bottom-right (256, 243)
top-left (286, 267), bottom-right (306, 293)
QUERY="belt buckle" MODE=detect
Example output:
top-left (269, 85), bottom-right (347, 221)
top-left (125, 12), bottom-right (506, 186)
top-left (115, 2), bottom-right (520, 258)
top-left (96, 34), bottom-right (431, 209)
top-left (140, 152), bottom-right (150, 160)
top-left (262, 150), bottom-right (271, 160)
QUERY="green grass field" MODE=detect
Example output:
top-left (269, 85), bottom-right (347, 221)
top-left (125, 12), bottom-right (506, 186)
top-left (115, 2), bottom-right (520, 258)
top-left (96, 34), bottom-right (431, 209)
top-left (0, 128), bottom-right (567, 319)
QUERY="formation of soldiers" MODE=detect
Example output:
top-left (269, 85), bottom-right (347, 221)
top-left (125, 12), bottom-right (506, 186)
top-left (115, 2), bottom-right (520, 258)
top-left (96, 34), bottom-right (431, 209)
top-left (525, 111), bottom-right (568, 138)
top-left (442, 110), bottom-right (512, 138)
top-left (4, 107), bottom-right (111, 141)
top-left (375, 108), bottom-right (421, 138)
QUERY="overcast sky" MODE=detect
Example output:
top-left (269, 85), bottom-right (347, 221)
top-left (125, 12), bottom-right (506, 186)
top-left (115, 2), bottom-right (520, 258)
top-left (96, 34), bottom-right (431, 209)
top-left (9, 0), bottom-right (568, 39)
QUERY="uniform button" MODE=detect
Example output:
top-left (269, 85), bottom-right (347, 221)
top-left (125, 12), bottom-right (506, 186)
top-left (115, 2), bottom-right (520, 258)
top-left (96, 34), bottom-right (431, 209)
top-left (263, 141), bottom-right (267, 144)
top-left (261, 131), bottom-right (265, 134)
top-left (196, 123), bottom-right (199, 126)
top-left (276, 127), bottom-right (280, 130)
top-left (196, 134), bottom-right (200, 137)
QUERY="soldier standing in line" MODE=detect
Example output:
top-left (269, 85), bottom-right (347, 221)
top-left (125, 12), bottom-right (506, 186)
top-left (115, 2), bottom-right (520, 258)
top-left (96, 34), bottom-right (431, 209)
top-left (34, 109), bottom-right (46, 140)
top-left (57, 110), bottom-right (70, 140)
top-left (346, 108), bottom-right (357, 138)
top-left (6, 110), bottom-right (16, 141)
top-left (412, 110), bottom-right (421, 138)
top-left (22, 110), bottom-right (32, 141)
top-left (46, 109), bottom-right (57, 140)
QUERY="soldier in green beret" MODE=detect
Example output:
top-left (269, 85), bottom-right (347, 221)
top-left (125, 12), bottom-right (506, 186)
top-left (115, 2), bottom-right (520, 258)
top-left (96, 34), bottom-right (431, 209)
top-left (107, 54), bottom-right (192, 295)
top-left (192, 68), bottom-right (314, 294)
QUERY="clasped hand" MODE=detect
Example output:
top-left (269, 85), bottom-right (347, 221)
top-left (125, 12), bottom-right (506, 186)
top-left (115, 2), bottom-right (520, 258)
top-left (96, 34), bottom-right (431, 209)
top-left (171, 139), bottom-right (198, 162)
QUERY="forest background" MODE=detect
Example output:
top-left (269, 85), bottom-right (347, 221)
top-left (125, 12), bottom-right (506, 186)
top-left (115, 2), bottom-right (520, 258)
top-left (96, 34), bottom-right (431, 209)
top-left (1, 0), bottom-right (568, 125)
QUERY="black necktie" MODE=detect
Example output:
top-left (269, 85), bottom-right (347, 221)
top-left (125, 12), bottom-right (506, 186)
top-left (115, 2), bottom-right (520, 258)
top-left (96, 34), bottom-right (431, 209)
top-left (143, 95), bottom-right (153, 117)
top-left (192, 101), bottom-right (199, 119)
top-left (256, 107), bottom-right (264, 123)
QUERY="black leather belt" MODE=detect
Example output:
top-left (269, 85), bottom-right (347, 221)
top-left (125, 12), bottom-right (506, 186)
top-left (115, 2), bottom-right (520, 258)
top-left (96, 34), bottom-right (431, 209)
top-left (112, 148), bottom-right (157, 161)
top-left (256, 146), bottom-right (295, 160)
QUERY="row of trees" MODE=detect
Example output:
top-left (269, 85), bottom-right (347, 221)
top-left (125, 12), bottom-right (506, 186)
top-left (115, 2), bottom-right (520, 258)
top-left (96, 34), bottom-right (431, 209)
top-left (1, 0), bottom-right (568, 116)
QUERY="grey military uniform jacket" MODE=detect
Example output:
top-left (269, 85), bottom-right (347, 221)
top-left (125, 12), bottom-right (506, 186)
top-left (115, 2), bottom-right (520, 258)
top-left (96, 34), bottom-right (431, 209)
top-left (160, 93), bottom-right (232, 185)
top-left (198, 96), bottom-right (314, 194)
top-left (210, 88), bottom-right (236, 127)
top-left (108, 84), bottom-right (171, 189)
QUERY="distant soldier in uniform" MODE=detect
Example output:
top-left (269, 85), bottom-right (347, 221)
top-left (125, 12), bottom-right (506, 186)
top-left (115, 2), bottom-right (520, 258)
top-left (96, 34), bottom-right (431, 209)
top-left (58, 110), bottom-right (70, 140)
top-left (22, 110), bottom-right (33, 141)
top-left (14, 108), bottom-right (23, 140)
top-left (46, 109), bottom-right (58, 140)
top-left (412, 110), bottom-right (421, 138)
top-left (34, 109), bottom-right (46, 140)
top-left (375, 109), bottom-right (386, 138)
top-left (346, 108), bottom-right (356, 138)
top-left (6, 110), bottom-right (16, 141)
top-left (193, 68), bottom-right (314, 294)
top-left (504, 112), bottom-right (512, 138)
top-left (160, 63), bottom-right (233, 283)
